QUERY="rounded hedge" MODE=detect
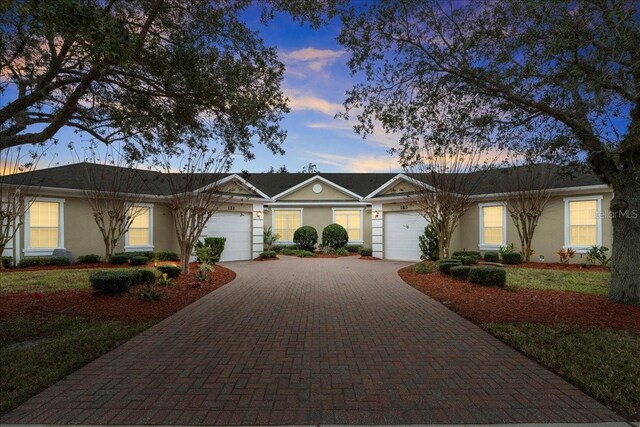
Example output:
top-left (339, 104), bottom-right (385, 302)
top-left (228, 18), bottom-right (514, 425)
top-left (293, 226), bottom-right (318, 251)
top-left (450, 265), bottom-right (472, 279)
top-left (437, 259), bottom-right (462, 274)
top-left (452, 255), bottom-right (478, 265)
top-left (322, 223), bottom-right (349, 249)
top-left (413, 263), bottom-right (435, 274)
top-left (77, 254), bottom-right (102, 264)
top-left (109, 254), bottom-right (129, 265)
top-left (157, 265), bottom-right (181, 278)
top-left (483, 251), bottom-right (500, 263)
top-left (468, 266), bottom-right (506, 287)
top-left (359, 247), bottom-right (373, 256)
top-left (130, 256), bottom-right (149, 266)
top-left (260, 250), bottom-right (277, 258)
top-left (502, 252), bottom-right (524, 264)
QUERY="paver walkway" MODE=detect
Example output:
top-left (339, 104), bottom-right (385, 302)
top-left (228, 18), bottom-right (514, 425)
top-left (2, 256), bottom-right (623, 425)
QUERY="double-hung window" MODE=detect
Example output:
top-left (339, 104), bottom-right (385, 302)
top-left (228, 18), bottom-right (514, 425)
top-left (564, 196), bottom-right (602, 251)
top-left (479, 203), bottom-right (506, 250)
top-left (272, 209), bottom-right (302, 242)
top-left (25, 198), bottom-right (65, 255)
top-left (125, 205), bottom-right (153, 250)
top-left (333, 209), bottom-right (363, 243)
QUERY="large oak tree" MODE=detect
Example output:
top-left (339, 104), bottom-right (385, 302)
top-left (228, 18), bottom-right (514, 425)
top-left (339, 0), bottom-right (640, 304)
top-left (0, 0), bottom-right (336, 159)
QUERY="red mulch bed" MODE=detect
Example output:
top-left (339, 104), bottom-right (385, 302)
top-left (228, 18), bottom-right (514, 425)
top-left (359, 256), bottom-right (381, 260)
top-left (0, 266), bottom-right (235, 322)
top-left (505, 262), bottom-right (610, 273)
top-left (2, 262), bottom-right (148, 272)
top-left (399, 267), bottom-right (640, 333)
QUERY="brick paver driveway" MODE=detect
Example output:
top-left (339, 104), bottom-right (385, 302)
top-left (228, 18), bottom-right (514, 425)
top-left (3, 256), bottom-right (623, 425)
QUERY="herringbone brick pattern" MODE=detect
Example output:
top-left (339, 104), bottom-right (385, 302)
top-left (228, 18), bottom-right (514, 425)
top-left (2, 256), bottom-right (622, 424)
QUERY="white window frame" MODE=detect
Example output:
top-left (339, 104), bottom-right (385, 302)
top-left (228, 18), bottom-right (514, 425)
top-left (564, 195), bottom-right (602, 253)
top-left (124, 203), bottom-right (154, 252)
top-left (23, 197), bottom-right (65, 256)
top-left (271, 208), bottom-right (303, 243)
top-left (332, 208), bottom-right (364, 244)
top-left (478, 202), bottom-right (507, 250)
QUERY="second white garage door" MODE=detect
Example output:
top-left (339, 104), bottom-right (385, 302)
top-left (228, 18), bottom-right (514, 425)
top-left (384, 211), bottom-right (429, 261)
top-left (202, 212), bottom-right (252, 262)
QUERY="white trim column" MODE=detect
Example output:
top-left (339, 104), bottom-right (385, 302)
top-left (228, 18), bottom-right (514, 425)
top-left (371, 203), bottom-right (383, 259)
top-left (252, 203), bottom-right (265, 259)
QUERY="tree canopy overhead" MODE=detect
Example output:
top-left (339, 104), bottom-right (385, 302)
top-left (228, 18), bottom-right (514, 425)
top-left (0, 0), bottom-right (338, 160)
top-left (339, 0), bottom-right (640, 303)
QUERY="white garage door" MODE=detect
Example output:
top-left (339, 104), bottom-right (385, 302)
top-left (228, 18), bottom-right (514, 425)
top-left (384, 212), bottom-right (429, 261)
top-left (201, 212), bottom-right (252, 262)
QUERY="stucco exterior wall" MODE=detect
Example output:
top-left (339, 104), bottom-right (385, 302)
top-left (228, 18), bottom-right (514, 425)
top-left (264, 206), bottom-right (372, 247)
top-left (450, 192), bottom-right (613, 263)
top-left (279, 181), bottom-right (355, 201)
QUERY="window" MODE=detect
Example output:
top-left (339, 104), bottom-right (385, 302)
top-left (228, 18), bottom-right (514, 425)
top-left (565, 196), bottom-right (602, 250)
top-left (125, 205), bottom-right (153, 250)
top-left (25, 198), bottom-right (64, 255)
top-left (479, 203), bottom-right (506, 249)
top-left (272, 209), bottom-right (302, 242)
top-left (333, 209), bottom-right (363, 242)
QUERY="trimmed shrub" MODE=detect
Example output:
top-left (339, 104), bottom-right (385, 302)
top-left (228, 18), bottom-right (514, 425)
top-left (272, 244), bottom-right (297, 253)
top-left (345, 244), bottom-right (362, 253)
top-left (90, 269), bottom-right (155, 295)
top-left (502, 252), bottom-right (524, 264)
top-left (109, 254), bottom-right (129, 265)
top-left (115, 251), bottom-right (155, 260)
top-left (18, 256), bottom-right (71, 268)
top-left (156, 251), bottom-right (180, 261)
top-left (483, 252), bottom-right (500, 263)
top-left (135, 269), bottom-right (157, 284)
top-left (259, 250), bottom-right (277, 259)
top-left (321, 223), bottom-right (348, 249)
top-left (413, 263), bottom-right (435, 274)
top-left (468, 267), bottom-right (506, 287)
top-left (450, 265), bottom-right (472, 279)
top-left (157, 265), bottom-right (181, 278)
top-left (293, 226), bottom-right (318, 251)
top-left (2, 256), bottom-right (13, 268)
top-left (359, 247), bottom-right (373, 256)
top-left (452, 255), bottom-right (478, 265)
top-left (437, 259), bottom-right (462, 275)
top-left (130, 256), bottom-right (149, 266)
top-left (297, 250), bottom-right (315, 257)
top-left (452, 251), bottom-right (482, 259)
top-left (77, 254), bottom-right (102, 264)
top-left (280, 248), bottom-right (301, 256)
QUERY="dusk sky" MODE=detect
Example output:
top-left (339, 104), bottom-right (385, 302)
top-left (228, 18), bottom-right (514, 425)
top-left (34, 8), bottom-right (403, 174)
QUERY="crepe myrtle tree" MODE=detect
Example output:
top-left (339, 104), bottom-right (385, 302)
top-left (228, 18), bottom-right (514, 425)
top-left (159, 147), bottom-right (231, 274)
top-left (339, 0), bottom-right (640, 303)
top-left (74, 144), bottom-right (151, 263)
top-left (0, 146), bottom-right (46, 269)
top-left (0, 0), bottom-right (340, 159)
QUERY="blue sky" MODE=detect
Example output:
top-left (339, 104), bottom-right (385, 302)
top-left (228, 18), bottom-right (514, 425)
top-left (14, 9), bottom-right (403, 174)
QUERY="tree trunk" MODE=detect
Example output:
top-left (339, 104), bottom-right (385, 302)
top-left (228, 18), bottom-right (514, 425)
top-left (609, 182), bottom-right (640, 304)
top-left (180, 243), bottom-right (191, 274)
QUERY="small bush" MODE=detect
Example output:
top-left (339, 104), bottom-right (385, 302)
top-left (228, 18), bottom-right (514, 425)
top-left (77, 254), bottom-right (102, 264)
top-left (452, 251), bottom-right (482, 259)
top-left (322, 223), bottom-right (349, 249)
top-left (18, 256), bottom-right (71, 268)
top-left (293, 226), bottom-right (318, 251)
top-left (450, 265), bottom-right (472, 279)
top-left (502, 252), bottom-right (524, 264)
top-left (130, 256), bottom-right (149, 266)
top-left (468, 266), bottom-right (506, 287)
top-left (109, 254), bottom-right (129, 265)
top-left (195, 237), bottom-right (226, 264)
top-left (335, 247), bottom-right (349, 256)
top-left (259, 250), bottom-right (277, 259)
top-left (359, 247), bottom-right (373, 256)
top-left (115, 251), bottom-right (155, 260)
top-left (156, 265), bottom-right (181, 278)
top-left (2, 256), bottom-right (13, 268)
top-left (322, 246), bottom-right (336, 255)
top-left (345, 244), bottom-right (362, 253)
top-left (437, 259), bottom-right (463, 275)
top-left (483, 252), bottom-right (500, 263)
top-left (419, 224), bottom-right (439, 260)
top-left (280, 248), bottom-right (301, 256)
top-left (139, 287), bottom-right (164, 302)
top-left (452, 255), bottom-right (478, 265)
top-left (413, 263), bottom-right (435, 274)
top-left (156, 251), bottom-right (180, 261)
top-left (89, 269), bottom-right (155, 294)
top-left (297, 250), bottom-right (315, 257)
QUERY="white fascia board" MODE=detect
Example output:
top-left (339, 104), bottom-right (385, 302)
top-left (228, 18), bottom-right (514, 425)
top-left (271, 175), bottom-right (363, 200)
top-left (192, 174), bottom-right (272, 200)
top-left (469, 184), bottom-right (612, 201)
top-left (364, 173), bottom-right (435, 199)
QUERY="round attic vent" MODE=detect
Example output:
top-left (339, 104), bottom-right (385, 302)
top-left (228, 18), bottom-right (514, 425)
top-left (312, 183), bottom-right (323, 194)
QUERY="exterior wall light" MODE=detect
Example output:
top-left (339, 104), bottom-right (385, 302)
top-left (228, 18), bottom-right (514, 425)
top-left (255, 211), bottom-right (263, 220)
top-left (373, 211), bottom-right (380, 219)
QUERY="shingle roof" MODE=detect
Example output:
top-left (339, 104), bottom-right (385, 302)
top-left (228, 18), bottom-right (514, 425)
top-left (0, 162), bottom-right (607, 198)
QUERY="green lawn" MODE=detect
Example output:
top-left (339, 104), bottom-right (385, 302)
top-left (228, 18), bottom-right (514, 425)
top-left (507, 267), bottom-right (610, 296)
top-left (0, 268), bottom-right (155, 294)
top-left (0, 316), bottom-right (151, 414)
top-left (486, 323), bottom-right (640, 418)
